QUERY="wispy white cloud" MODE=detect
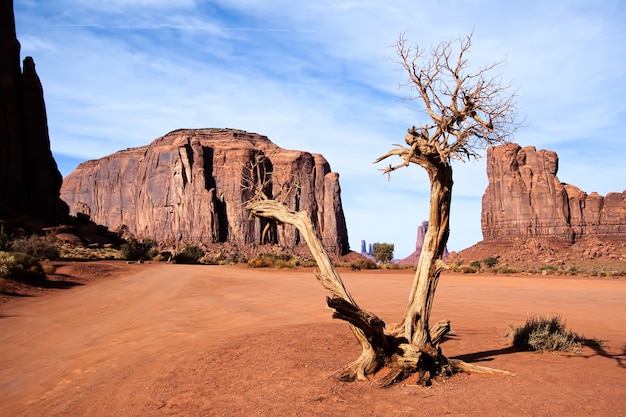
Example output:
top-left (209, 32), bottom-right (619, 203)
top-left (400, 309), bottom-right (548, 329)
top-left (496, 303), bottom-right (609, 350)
top-left (13, 0), bottom-right (626, 256)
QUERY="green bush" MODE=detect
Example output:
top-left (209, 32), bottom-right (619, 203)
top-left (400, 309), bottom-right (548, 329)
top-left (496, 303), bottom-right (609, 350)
top-left (469, 261), bottom-right (481, 269)
top-left (121, 238), bottom-right (156, 261)
top-left (373, 243), bottom-right (394, 264)
top-left (539, 265), bottom-right (558, 274)
top-left (508, 315), bottom-right (583, 353)
top-left (348, 257), bottom-right (378, 270)
top-left (0, 251), bottom-right (46, 282)
top-left (173, 245), bottom-right (206, 264)
top-left (483, 256), bottom-right (499, 268)
top-left (11, 235), bottom-right (59, 261)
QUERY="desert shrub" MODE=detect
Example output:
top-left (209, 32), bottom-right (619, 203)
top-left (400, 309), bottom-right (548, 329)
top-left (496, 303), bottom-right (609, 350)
top-left (0, 224), bottom-right (13, 251)
top-left (539, 265), bottom-right (558, 274)
top-left (449, 262), bottom-right (479, 273)
top-left (348, 257), bottom-right (378, 270)
top-left (247, 255), bottom-right (274, 268)
top-left (57, 243), bottom-right (123, 260)
top-left (42, 264), bottom-right (57, 275)
top-left (458, 264), bottom-right (478, 273)
top-left (121, 238), bottom-right (156, 261)
top-left (0, 251), bottom-right (45, 282)
top-left (151, 253), bottom-right (167, 262)
top-left (483, 256), bottom-right (499, 268)
top-left (469, 260), bottom-right (481, 269)
top-left (173, 245), bottom-right (206, 264)
top-left (198, 255), bottom-right (221, 265)
top-left (183, 245), bottom-right (205, 261)
top-left (380, 262), bottom-right (403, 270)
top-left (275, 258), bottom-right (297, 269)
top-left (493, 265), bottom-right (519, 274)
top-left (508, 315), bottom-right (583, 353)
top-left (11, 235), bottom-right (59, 261)
top-left (247, 253), bottom-right (297, 268)
top-left (298, 259), bottom-right (317, 268)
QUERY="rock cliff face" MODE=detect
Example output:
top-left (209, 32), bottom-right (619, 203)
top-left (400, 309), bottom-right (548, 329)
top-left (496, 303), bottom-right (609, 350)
top-left (482, 143), bottom-right (626, 242)
top-left (0, 0), bottom-right (67, 224)
top-left (61, 129), bottom-right (350, 254)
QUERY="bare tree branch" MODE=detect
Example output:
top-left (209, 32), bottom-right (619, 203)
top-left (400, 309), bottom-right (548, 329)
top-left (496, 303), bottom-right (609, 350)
top-left (385, 32), bottom-right (521, 169)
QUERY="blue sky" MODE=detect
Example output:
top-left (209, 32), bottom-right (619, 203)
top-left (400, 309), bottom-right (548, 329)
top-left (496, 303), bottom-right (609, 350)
top-left (14, 0), bottom-right (626, 258)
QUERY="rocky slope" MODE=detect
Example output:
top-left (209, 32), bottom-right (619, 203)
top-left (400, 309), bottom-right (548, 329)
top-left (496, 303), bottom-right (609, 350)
top-left (0, 0), bottom-right (68, 225)
top-left (61, 129), bottom-right (350, 255)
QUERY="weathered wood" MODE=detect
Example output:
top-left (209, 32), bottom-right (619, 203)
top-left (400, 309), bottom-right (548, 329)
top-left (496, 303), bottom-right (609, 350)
top-left (378, 368), bottom-right (408, 388)
top-left (246, 198), bottom-right (383, 380)
top-left (430, 319), bottom-right (451, 345)
top-left (449, 359), bottom-right (515, 375)
top-left (327, 296), bottom-right (389, 350)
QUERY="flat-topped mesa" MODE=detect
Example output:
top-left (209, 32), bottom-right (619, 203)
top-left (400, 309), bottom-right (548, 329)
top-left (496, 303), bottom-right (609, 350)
top-left (482, 143), bottom-right (626, 242)
top-left (60, 128), bottom-right (350, 254)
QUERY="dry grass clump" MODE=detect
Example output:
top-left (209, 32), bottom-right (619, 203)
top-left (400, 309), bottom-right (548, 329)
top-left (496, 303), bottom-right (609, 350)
top-left (10, 235), bottom-right (59, 261)
top-left (344, 257), bottom-right (378, 270)
top-left (58, 243), bottom-right (123, 260)
top-left (508, 315), bottom-right (583, 353)
top-left (247, 253), bottom-right (300, 269)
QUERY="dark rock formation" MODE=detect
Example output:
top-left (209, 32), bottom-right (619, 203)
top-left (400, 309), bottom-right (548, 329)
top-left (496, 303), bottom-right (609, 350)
top-left (60, 128), bottom-right (350, 254)
top-left (482, 143), bottom-right (626, 242)
top-left (0, 0), bottom-right (67, 225)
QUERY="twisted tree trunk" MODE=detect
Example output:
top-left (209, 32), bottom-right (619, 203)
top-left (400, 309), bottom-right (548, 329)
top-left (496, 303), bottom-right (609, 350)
top-left (245, 199), bottom-right (388, 380)
top-left (247, 194), bottom-right (510, 387)
top-left (403, 162), bottom-right (452, 347)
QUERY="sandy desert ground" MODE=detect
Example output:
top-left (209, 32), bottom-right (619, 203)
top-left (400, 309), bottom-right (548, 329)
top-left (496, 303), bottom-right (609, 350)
top-left (1, 262), bottom-right (625, 416)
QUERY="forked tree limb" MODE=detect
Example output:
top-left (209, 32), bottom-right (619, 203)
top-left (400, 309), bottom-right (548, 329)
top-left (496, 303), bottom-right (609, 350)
top-left (246, 198), bottom-right (386, 380)
top-left (246, 198), bottom-right (512, 384)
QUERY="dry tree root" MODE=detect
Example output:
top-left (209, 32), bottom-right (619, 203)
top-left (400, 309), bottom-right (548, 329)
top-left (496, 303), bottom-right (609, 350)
top-left (327, 297), bottom-right (513, 387)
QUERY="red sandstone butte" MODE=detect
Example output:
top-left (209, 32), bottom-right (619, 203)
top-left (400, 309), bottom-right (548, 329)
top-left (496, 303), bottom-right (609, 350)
top-left (482, 143), bottom-right (626, 242)
top-left (61, 128), bottom-right (349, 254)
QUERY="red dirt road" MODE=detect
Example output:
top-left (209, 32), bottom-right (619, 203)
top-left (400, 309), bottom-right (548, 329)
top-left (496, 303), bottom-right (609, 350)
top-left (1, 263), bottom-right (625, 416)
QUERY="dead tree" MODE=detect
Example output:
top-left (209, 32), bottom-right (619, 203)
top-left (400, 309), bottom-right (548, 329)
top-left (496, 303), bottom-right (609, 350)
top-left (246, 33), bottom-right (519, 386)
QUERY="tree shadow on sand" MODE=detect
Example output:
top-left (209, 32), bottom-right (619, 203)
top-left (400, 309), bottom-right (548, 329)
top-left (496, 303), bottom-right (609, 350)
top-left (576, 340), bottom-right (626, 369)
top-left (451, 338), bottom-right (626, 369)
top-left (8, 274), bottom-right (84, 290)
top-left (451, 345), bottom-right (521, 364)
